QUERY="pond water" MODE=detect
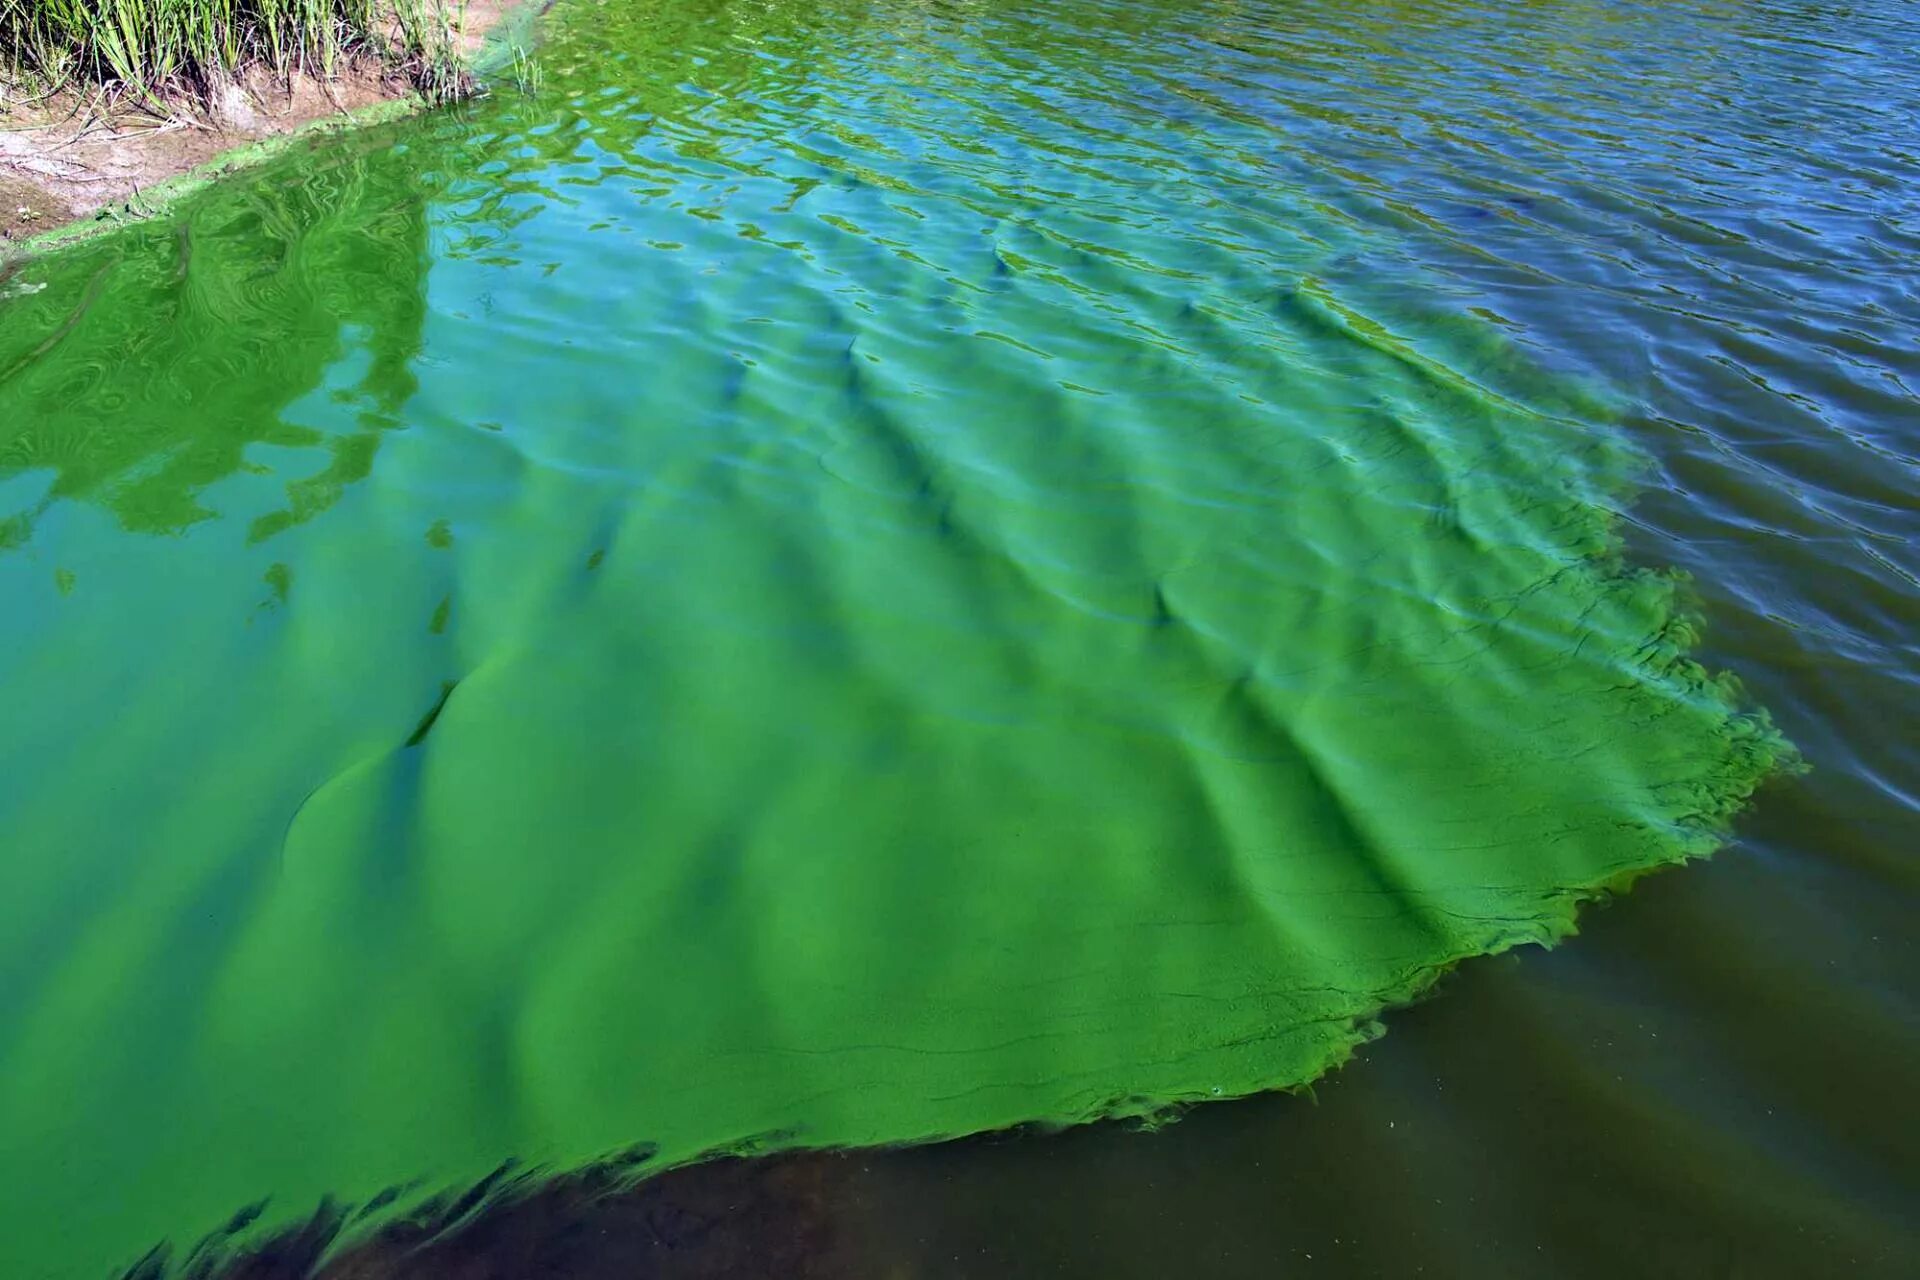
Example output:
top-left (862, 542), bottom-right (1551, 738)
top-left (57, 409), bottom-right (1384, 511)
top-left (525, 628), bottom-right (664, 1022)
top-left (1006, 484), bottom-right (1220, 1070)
top-left (0, 0), bottom-right (1913, 1276)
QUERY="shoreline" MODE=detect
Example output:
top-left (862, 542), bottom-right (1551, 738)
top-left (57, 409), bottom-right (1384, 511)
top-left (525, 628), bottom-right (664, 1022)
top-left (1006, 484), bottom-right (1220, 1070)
top-left (1, 0), bottom-right (537, 254)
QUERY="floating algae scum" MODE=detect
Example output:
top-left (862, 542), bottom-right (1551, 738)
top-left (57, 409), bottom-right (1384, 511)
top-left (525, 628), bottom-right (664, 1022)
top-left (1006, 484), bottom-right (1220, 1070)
top-left (0, 0), bottom-right (1792, 1273)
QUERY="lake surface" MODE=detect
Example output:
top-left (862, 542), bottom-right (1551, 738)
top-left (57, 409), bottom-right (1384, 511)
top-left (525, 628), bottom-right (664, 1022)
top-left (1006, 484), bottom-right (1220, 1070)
top-left (0, 0), bottom-right (1914, 1276)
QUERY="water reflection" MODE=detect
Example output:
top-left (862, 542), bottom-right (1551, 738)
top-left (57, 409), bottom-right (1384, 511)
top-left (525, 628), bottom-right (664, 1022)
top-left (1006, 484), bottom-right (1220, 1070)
top-left (0, 133), bottom-right (430, 550)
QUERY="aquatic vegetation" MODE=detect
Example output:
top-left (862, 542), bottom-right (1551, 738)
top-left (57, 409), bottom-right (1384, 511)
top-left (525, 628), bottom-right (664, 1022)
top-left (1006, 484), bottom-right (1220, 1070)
top-left (0, 0), bottom-right (1801, 1276)
top-left (0, 0), bottom-right (469, 103)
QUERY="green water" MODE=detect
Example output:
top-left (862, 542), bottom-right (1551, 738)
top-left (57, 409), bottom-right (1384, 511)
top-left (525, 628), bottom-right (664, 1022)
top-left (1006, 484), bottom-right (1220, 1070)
top-left (0, 0), bottom-right (1808, 1274)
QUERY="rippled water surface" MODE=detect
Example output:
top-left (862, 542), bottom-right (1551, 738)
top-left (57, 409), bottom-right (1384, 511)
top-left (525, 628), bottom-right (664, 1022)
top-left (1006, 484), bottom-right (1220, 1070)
top-left (1, 0), bottom-right (1915, 1276)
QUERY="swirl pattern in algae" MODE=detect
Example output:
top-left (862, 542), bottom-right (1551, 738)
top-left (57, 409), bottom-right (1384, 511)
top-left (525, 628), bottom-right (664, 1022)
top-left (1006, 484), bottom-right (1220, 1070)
top-left (0, 0), bottom-right (1790, 1274)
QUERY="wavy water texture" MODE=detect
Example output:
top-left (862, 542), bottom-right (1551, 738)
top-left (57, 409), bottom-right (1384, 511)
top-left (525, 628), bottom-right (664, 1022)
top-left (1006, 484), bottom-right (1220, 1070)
top-left (0, 0), bottom-right (1800, 1275)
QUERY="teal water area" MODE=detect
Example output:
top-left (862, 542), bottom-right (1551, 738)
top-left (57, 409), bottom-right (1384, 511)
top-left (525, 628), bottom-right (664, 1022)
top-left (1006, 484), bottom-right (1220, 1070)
top-left (1, 0), bottom-right (1912, 1276)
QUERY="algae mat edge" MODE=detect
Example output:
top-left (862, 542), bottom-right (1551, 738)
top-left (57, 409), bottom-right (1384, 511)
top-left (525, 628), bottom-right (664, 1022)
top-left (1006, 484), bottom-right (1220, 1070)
top-left (0, 0), bottom-right (1791, 1274)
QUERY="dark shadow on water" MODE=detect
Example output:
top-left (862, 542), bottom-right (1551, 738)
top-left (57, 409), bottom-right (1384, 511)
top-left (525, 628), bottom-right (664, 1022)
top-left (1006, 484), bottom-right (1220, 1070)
top-left (159, 1148), bottom-right (858, 1280)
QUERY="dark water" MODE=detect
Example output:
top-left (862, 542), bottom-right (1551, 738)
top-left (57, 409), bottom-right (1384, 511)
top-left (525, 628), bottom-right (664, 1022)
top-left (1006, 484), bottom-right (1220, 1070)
top-left (1, 0), bottom-right (1915, 1275)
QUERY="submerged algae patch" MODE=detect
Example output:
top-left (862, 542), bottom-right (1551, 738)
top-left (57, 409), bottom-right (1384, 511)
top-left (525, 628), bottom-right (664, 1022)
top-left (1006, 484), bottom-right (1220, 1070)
top-left (0, 0), bottom-right (1789, 1275)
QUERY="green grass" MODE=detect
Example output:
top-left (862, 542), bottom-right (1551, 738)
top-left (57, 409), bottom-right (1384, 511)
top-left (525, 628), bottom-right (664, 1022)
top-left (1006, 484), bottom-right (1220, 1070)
top-left (0, 0), bottom-right (471, 106)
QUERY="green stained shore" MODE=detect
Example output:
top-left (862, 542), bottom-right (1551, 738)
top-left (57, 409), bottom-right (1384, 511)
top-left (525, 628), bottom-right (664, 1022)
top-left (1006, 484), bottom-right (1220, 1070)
top-left (0, 0), bottom-right (1790, 1275)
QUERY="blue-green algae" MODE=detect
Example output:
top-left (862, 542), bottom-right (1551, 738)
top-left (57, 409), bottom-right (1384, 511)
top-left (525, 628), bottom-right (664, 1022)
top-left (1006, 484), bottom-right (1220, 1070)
top-left (0, 0), bottom-right (1789, 1274)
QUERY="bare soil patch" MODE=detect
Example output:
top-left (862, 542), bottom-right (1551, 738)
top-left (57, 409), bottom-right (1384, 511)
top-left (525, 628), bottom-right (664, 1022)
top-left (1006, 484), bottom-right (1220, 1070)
top-left (1, 0), bottom-right (518, 241)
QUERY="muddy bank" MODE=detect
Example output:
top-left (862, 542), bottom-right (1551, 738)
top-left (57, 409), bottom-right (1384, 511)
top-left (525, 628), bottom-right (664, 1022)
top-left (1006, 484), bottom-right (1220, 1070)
top-left (0, 0), bottom-right (519, 243)
top-left (0, 65), bottom-right (399, 239)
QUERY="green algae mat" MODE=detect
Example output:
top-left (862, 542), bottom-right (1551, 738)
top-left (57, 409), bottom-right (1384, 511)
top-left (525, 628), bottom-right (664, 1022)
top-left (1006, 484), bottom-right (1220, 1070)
top-left (0, 0), bottom-right (1789, 1274)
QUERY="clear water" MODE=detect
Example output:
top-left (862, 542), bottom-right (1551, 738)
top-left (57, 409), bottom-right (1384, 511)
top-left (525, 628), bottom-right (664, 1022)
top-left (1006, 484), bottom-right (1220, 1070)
top-left (0, 0), bottom-right (1912, 1276)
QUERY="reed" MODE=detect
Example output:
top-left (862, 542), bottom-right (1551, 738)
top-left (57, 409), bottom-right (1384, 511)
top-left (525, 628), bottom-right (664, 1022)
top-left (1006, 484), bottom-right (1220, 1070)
top-left (0, 0), bottom-right (471, 106)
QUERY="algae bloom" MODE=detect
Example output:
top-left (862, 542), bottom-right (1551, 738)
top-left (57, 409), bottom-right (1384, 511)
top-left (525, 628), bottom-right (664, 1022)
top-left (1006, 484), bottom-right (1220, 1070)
top-left (0, 0), bottom-right (1789, 1274)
